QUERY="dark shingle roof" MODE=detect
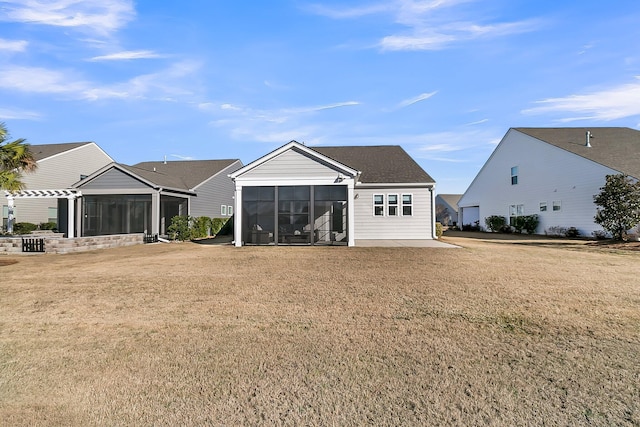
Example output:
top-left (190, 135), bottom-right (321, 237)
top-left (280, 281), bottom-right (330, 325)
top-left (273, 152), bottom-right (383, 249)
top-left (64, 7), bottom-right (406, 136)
top-left (310, 145), bottom-right (434, 184)
top-left (30, 142), bottom-right (92, 161)
top-left (515, 127), bottom-right (640, 178)
top-left (124, 159), bottom-right (240, 190)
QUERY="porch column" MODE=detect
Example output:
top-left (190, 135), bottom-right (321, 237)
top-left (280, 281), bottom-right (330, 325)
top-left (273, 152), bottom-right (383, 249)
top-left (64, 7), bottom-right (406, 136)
top-left (234, 186), bottom-right (242, 247)
top-left (67, 195), bottom-right (75, 238)
top-left (6, 196), bottom-right (14, 234)
top-left (347, 183), bottom-right (355, 246)
top-left (151, 191), bottom-right (160, 235)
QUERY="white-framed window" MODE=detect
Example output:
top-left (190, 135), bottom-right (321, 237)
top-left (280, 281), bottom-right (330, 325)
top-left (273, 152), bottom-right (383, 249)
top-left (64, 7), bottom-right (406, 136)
top-left (539, 202), bottom-right (547, 212)
top-left (553, 201), bottom-right (561, 211)
top-left (373, 194), bottom-right (384, 216)
top-left (47, 207), bottom-right (57, 223)
top-left (388, 194), bottom-right (399, 216)
top-left (511, 166), bottom-right (518, 185)
top-left (402, 194), bottom-right (413, 216)
top-left (221, 204), bottom-right (227, 216)
top-left (509, 204), bottom-right (524, 225)
top-left (228, 205), bottom-right (233, 216)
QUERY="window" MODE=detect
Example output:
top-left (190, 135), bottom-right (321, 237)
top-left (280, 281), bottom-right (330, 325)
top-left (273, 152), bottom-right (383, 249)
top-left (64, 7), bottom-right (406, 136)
top-left (228, 205), bottom-right (233, 216)
top-left (373, 194), bottom-right (384, 216)
top-left (553, 201), bottom-right (561, 211)
top-left (539, 202), bottom-right (547, 212)
top-left (47, 207), bottom-right (57, 223)
top-left (388, 194), bottom-right (399, 216)
top-left (221, 205), bottom-right (227, 216)
top-left (509, 204), bottom-right (524, 225)
top-left (402, 194), bottom-right (413, 216)
top-left (511, 166), bottom-right (518, 185)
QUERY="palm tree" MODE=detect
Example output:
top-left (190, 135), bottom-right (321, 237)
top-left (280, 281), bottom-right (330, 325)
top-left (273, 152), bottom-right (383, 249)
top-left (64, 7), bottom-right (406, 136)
top-left (0, 122), bottom-right (37, 191)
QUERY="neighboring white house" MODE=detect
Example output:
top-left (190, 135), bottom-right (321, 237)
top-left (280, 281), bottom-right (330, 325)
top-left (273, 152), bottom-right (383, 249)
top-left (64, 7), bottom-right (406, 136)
top-left (458, 127), bottom-right (640, 236)
top-left (229, 141), bottom-right (436, 246)
top-left (2, 142), bottom-right (113, 232)
top-left (72, 159), bottom-right (242, 237)
top-left (435, 194), bottom-right (461, 226)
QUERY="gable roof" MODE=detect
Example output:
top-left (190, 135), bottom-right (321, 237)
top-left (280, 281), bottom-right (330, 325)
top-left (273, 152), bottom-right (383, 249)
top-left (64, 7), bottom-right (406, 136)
top-left (30, 142), bottom-right (95, 161)
top-left (514, 127), bottom-right (640, 178)
top-left (125, 159), bottom-right (241, 190)
top-left (436, 194), bottom-right (462, 210)
top-left (311, 145), bottom-right (435, 184)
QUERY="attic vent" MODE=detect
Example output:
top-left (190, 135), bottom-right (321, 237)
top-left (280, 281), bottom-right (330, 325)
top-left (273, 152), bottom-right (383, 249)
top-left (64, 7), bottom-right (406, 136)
top-left (586, 131), bottom-right (593, 147)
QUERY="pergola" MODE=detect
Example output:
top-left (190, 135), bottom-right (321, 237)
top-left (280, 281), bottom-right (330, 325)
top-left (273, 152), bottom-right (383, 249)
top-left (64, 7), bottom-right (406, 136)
top-left (4, 189), bottom-right (81, 237)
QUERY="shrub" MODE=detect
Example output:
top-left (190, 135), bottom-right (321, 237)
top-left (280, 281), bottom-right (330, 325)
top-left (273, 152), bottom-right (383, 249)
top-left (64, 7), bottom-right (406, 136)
top-left (211, 218), bottom-right (229, 235)
top-left (485, 215), bottom-right (507, 232)
top-left (167, 215), bottom-right (192, 241)
top-left (462, 221), bottom-right (481, 232)
top-left (545, 226), bottom-right (567, 237)
top-left (13, 222), bottom-right (37, 235)
top-left (38, 222), bottom-right (58, 231)
top-left (499, 224), bottom-right (513, 233)
top-left (191, 216), bottom-right (212, 239)
top-left (521, 214), bottom-right (539, 234)
top-left (435, 222), bottom-right (443, 238)
top-left (592, 230), bottom-right (610, 240)
top-left (565, 227), bottom-right (580, 238)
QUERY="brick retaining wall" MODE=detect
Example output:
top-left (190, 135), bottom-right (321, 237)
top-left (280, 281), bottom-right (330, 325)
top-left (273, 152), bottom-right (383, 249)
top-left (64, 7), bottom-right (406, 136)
top-left (0, 234), bottom-right (145, 254)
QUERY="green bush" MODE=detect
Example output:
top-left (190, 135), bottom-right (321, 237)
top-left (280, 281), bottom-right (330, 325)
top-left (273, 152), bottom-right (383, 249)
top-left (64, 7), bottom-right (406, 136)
top-left (521, 214), bottom-right (539, 234)
top-left (167, 215), bottom-right (192, 241)
top-left (565, 227), bottom-right (580, 238)
top-left (191, 216), bottom-right (212, 239)
top-left (211, 217), bottom-right (229, 235)
top-left (485, 215), bottom-right (507, 232)
top-left (38, 222), bottom-right (58, 231)
top-left (13, 222), bottom-right (37, 235)
top-left (435, 222), bottom-right (443, 238)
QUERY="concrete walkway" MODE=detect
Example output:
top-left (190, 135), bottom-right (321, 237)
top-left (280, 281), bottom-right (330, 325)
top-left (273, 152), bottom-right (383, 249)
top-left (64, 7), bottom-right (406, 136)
top-left (355, 239), bottom-right (460, 248)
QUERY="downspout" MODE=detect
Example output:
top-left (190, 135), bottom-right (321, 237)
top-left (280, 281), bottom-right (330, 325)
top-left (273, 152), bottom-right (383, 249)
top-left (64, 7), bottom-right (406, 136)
top-left (430, 185), bottom-right (437, 239)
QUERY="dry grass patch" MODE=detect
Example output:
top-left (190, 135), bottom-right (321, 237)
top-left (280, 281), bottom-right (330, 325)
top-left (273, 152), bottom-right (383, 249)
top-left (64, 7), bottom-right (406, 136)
top-left (1, 237), bottom-right (639, 426)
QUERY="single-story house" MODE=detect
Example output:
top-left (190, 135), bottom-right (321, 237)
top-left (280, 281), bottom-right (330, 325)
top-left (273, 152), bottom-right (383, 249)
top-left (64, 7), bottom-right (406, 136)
top-left (458, 127), bottom-right (640, 236)
top-left (435, 194), bottom-right (462, 227)
top-left (71, 159), bottom-right (242, 237)
top-left (2, 142), bottom-right (113, 234)
top-left (229, 140), bottom-right (436, 246)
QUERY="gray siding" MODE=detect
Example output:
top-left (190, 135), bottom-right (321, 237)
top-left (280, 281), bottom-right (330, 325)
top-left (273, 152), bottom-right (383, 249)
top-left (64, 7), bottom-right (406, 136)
top-left (354, 187), bottom-right (433, 239)
top-left (3, 143), bottom-right (112, 226)
top-left (241, 148), bottom-right (342, 180)
top-left (79, 168), bottom-right (151, 190)
top-left (191, 161), bottom-right (241, 218)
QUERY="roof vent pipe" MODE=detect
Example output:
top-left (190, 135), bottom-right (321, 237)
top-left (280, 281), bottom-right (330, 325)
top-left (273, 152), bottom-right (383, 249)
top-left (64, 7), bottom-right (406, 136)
top-left (586, 131), bottom-right (592, 147)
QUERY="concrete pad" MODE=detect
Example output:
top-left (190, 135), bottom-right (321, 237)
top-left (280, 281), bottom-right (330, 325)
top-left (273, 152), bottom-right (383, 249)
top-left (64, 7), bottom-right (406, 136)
top-left (355, 239), bottom-right (460, 248)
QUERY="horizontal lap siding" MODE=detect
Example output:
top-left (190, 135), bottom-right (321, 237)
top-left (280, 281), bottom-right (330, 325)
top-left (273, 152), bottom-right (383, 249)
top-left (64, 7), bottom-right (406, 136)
top-left (241, 149), bottom-right (341, 180)
top-left (460, 130), bottom-right (618, 235)
top-left (79, 168), bottom-right (150, 190)
top-left (191, 162), bottom-right (240, 218)
top-left (354, 187), bottom-right (432, 239)
top-left (4, 144), bottom-right (112, 225)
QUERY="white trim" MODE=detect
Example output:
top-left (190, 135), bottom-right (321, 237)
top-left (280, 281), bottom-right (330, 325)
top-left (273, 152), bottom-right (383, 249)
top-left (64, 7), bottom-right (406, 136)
top-left (4, 189), bottom-right (81, 198)
top-left (401, 193), bottom-right (413, 216)
top-left (387, 193), bottom-right (399, 216)
top-left (229, 141), bottom-right (359, 179)
top-left (233, 178), bottom-right (353, 187)
top-left (373, 193), bottom-right (385, 216)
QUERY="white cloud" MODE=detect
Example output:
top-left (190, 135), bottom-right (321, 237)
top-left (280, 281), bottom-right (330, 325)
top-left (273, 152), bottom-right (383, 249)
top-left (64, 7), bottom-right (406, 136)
top-left (0, 38), bottom-right (28, 52)
top-left (522, 77), bottom-right (640, 121)
top-left (0, 0), bottom-right (135, 35)
top-left (305, 3), bottom-right (392, 19)
top-left (0, 65), bottom-right (88, 94)
top-left (0, 107), bottom-right (41, 120)
top-left (88, 50), bottom-right (165, 61)
top-left (397, 91), bottom-right (437, 108)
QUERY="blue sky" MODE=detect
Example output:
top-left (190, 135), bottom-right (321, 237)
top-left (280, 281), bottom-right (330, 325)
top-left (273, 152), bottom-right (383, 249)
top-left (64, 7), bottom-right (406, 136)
top-left (1, 0), bottom-right (639, 194)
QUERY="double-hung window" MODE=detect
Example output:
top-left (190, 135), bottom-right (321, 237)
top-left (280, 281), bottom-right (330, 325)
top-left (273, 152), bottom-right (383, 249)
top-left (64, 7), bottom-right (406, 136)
top-left (388, 194), bottom-right (399, 216)
top-left (373, 194), bottom-right (384, 216)
top-left (511, 166), bottom-right (518, 185)
top-left (221, 205), bottom-right (227, 216)
top-left (553, 201), bottom-right (561, 211)
top-left (402, 194), bottom-right (413, 216)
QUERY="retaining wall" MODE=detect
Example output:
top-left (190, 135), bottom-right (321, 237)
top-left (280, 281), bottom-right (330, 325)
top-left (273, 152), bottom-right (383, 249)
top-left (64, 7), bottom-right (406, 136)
top-left (0, 233), bottom-right (145, 255)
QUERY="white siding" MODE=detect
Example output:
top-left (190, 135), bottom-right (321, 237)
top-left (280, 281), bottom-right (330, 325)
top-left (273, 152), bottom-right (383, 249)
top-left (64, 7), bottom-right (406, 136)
top-left (459, 129), bottom-right (618, 236)
top-left (191, 161), bottom-right (241, 218)
top-left (3, 143), bottom-right (112, 226)
top-left (240, 148), bottom-right (343, 181)
top-left (354, 187), bottom-right (433, 239)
